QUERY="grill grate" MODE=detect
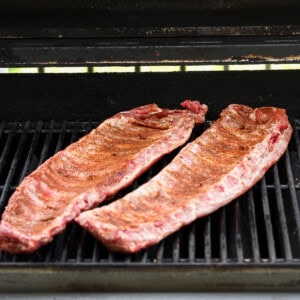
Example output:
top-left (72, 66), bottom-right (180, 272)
top-left (0, 120), bottom-right (300, 266)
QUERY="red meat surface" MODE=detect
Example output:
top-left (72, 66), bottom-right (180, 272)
top-left (77, 104), bottom-right (292, 253)
top-left (0, 101), bottom-right (207, 253)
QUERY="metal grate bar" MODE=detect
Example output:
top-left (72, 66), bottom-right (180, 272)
top-left (272, 164), bottom-right (293, 260)
top-left (0, 123), bottom-right (17, 208)
top-left (108, 250), bottom-right (113, 263)
top-left (123, 254), bottom-right (131, 264)
top-left (220, 207), bottom-right (228, 262)
top-left (260, 177), bottom-right (277, 262)
top-left (247, 189), bottom-right (260, 262)
top-left (0, 122), bottom-right (15, 176)
top-left (156, 241), bottom-right (164, 263)
top-left (0, 122), bottom-right (6, 143)
top-left (294, 127), bottom-right (300, 161)
top-left (54, 121), bottom-right (68, 152)
top-left (138, 249), bottom-right (147, 263)
top-left (284, 151), bottom-right (300, 256)
top-left (38, 121), bottom-right (55, 165)
top-left (234, 201), bottom-right (244, 262)
top-left (76, 228), bottom-right (87, 262)
top-left (0, 121), bottom-right (30, 211)
top-left (0, 122), bottom-right (30, 262)
top-left (204, 215), bottom-right (212, 262)
top-left (188, 223), bottom-right (196, 262)
top-left (172, 232), bottom-right (180, 262)
top-left (91, 239), bottom-right (100, 262)
top-left (0, 123), bottom-right (33, 262)
top-left (18, 121), bottom-right (43, 184)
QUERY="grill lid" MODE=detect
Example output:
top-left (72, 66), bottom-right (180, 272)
top-left (1, 0), bottom-right (300, 67)
top-left (1, 0), bottom-right (300, 39)
top-left (1, 0), bottom-right (300, 18)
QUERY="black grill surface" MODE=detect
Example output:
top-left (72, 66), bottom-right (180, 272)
top-left (0, 119), bottom-right (299, 266)
top-left (0, 119), bottom-right (299, 292)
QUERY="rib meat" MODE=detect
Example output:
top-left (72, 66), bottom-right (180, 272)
top-left (76, 104), bottom-right (292, 253)
top-left (0, 101), bottom-right (207, 254)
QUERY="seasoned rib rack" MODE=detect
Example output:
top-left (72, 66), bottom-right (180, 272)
top-left (0, 102), bottom-right (207, 254)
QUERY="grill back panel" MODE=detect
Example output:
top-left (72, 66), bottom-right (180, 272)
top-left (0, 70), bottom-right (299, 121)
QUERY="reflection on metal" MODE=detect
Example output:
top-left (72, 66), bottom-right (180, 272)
top-left (140, 65), bottom-right (181, 72)
top-left (1, 64), bottom-right (300, 74)
top-left (270, 64), bottom-right (300, 70)
top-left (185, 65), bottom-right (225, 71)
top-left (43, 67), bottom-right (88, 73)
top-left (93, 66), bottom-right (136, 73)
top-left (10, 67), bottom-right (39, 74)
top-left (3, 68), bottom-right (39, 74)
top-left (228, 64), bottom-right (267, 71)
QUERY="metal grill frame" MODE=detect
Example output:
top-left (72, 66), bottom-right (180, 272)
top-left (2, 37), bottom-right (300, 67)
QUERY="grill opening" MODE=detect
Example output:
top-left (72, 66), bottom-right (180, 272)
top-left (0, 119), bottom-right (299, 266)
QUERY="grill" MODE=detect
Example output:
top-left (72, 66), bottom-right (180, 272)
top-left (1, 0), bottom-right (300, 293)
top-left (1, 120), bottom-right (300, 264)
top-left (0, 110), bottom-right (300, 292)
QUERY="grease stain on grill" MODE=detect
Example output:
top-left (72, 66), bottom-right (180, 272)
top-left (0, 120), bottom-right (299, 265)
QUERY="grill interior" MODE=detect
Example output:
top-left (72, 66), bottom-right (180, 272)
top-left (1, 0), bottom-right (300, 292)
top-left (1, 46), bottom-right (300, 291)
top-left (0, 119), bottom-right (299, 266)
